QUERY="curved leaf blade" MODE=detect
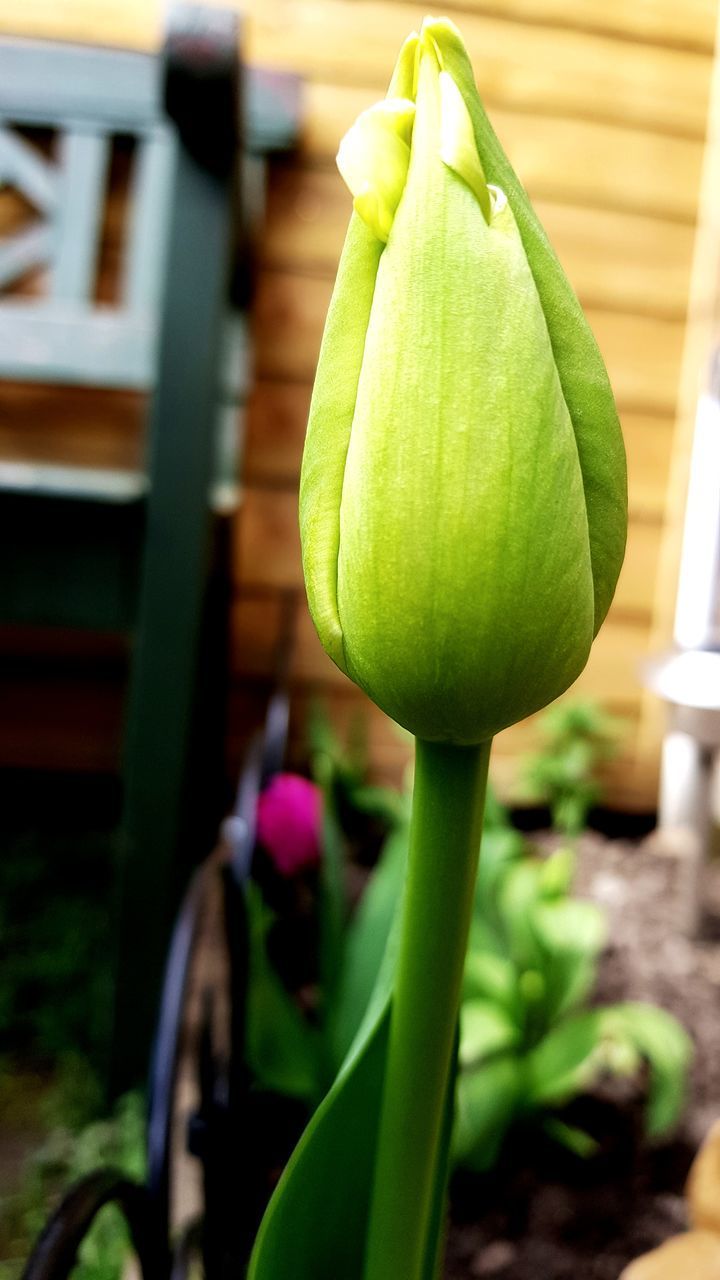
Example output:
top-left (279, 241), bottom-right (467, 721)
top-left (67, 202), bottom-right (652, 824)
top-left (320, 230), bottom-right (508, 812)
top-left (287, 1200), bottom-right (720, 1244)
top-left (248, 910), bottom-right (399, 1280)
top-left (599, 1003), bottom-right (693, 1137)
top-left (329, 823), bottom-right (408, 1067)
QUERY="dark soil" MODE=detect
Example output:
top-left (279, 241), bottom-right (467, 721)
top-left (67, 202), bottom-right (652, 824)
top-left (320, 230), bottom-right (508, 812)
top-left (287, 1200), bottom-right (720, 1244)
top-left (444, 830), bottom-right (720, 1280)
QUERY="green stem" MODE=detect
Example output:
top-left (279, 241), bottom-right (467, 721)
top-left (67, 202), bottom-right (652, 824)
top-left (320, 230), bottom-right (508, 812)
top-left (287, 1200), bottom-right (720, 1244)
top-left (363, 737), bottom-right (492, 1280)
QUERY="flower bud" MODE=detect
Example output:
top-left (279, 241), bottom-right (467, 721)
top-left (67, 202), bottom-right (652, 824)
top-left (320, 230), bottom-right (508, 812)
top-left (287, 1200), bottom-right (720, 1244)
top-left (300, 17), bottom-right (627, 745)
top-left (256, 773), bottom-right (322, 877)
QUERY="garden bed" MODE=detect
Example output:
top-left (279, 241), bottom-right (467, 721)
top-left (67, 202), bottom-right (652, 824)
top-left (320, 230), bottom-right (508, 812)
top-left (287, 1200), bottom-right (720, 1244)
top-left (3, 778), bottom-right (720, 1280)
top-left (445, 830), bottom-right (720, 1279)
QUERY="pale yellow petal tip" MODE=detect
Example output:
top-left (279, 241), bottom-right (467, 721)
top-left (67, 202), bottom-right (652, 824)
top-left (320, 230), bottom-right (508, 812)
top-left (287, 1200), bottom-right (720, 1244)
top-left (352, 186), bottom-right (393, 243)
top-left (438, 69), bottom-right (491, 222)
top-left (388, 31), bottom-right (420, 99)
top-left (489, 185), bottom-right (507, 213)
top-left (336, 98), bottom-right (415, 242)
top-left (416, 21), bottom-right (443, 72)
top-left (420, 15), bottom-right (466, 48)
top-left (489, 183), bottom-right (509, 219)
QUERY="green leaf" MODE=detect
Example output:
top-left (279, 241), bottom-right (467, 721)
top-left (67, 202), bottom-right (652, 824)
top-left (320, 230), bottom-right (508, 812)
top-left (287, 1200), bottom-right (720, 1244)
top-left (248, 906), bottom-right (399, 1280)
top-left (539, 699), bottom-right (623, 751)
top-left (524, 1010), bottom-right (603, 1107)
top-left (299, 213), bottom-right (384, 676)
top-left (532, 899), bottom-right (606, 1021)
top-left (599, 1003), bottom-right (693, 1137)
top-left (462, 950), bottom-right (519, 1021)
top-left (533, 897), bottom-right (606, 962)
top-left (346, 782), bottom-right (410, 826)
top-left (245, 885), bottom-right (322, 1103)
top-left (318, 801), bottom-right (348, 1031)
top-left (329, 822), bottom-right (408, 1067)
top-left (481, 780), bottom-right (512, 831)
top-left (496, 858), bottom-right (545, 971)
top-left (542, 1117), bottom-right (599, 1159)
top-left (452, 1056), bottom-right (520, 1172)
top-left (474, 827), bottom-right (529, 939)
top-left (538, 846), bottom-right (576, 899)
top-left (423, 1028), bottom-right (460, 1280)
top-left (518, 968), bottom-right (546, 1008)
top-left (459, 999), bottom-right (520, 1068)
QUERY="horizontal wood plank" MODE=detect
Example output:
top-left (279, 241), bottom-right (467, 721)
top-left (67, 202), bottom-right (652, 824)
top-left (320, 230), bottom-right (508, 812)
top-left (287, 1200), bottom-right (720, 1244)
top-left (237, 487), bottom-right (302, 591)
top-left (0, 383), bottom-right (145, 470)
top-left (0, 378), bottom-right (676, 531)
top-left (244, 387), bottom-right (672, 524)
top-left (253, 268), bottom-right (684, 414)
top-left (0, 0), bottom-right (707, 816)
top-left (236, 486), bottom-right (665, 612)
top-left (0, 672), bottom-right (123, 771)
top-left (0, 3), bottom-right (160, 52)
top-left (2, 0), bottom-right (714, 81)
top-left (231, 573), bottom-right (655, 707)
top-left (302, 84), bottom-right (705, 223)
top-left (611, 522), bottom-right (663, 619)
top-left (623, 412), bottom-right (674, 522)
top-left (263, 164), bottom-right (695, 318)
top-left (284, 682), bottom-right (654, 807)
top-left (244, 380), bottom-right (311, 486)
top-left (0, 659), bottom-right (654, 807)
top-left (401, 0), bottom-right (717, 53)
top-left (590, 310), bottom-right (684, 415)
top-left (244, 0), bottom-right (712, 138)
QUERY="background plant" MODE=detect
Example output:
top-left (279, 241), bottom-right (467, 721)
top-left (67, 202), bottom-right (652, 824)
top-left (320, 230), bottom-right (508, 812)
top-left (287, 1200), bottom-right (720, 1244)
top-left (1, 716), bottom-right (691, 1280)
top-left (0, 1088), bottom-right (144, 1280)
top-left (519, 699), bottom-right (624, 839)
top-left (245, 721), bottom-right (691, 1179)
top-left (0, 820), bottom-right (114, 1070)
top-left (455, 803), bottom-right (691, 1169)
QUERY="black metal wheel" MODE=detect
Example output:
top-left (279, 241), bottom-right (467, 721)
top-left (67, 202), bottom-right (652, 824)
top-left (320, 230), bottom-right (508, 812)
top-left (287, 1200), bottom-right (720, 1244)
top-left (169, 1218), bottom-right (204, 1280)
top-left (21, 1171), bottom-right (162, 1280)
top-left (145, 850), bottom-right (243, 1276)
top-left (145, 690), bottom-right (291, 1277)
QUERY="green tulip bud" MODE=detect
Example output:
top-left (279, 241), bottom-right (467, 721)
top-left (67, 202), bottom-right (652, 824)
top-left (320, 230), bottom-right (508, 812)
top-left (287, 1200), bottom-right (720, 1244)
top-left (300, 16), bottom-right (627, 746)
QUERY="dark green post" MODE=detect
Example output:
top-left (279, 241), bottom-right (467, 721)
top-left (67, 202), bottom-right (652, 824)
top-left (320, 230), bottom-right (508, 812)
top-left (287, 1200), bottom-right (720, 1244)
top-left (111, 5), bottom-right (241, 1093)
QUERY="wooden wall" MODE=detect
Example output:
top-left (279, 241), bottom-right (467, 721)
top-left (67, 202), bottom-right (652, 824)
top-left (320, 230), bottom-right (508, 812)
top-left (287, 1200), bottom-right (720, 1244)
top-left (1, 0), bottom-right (719, 809)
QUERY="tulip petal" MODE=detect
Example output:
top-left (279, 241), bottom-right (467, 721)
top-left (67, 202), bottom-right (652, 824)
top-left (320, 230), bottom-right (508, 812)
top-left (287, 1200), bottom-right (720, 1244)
top-left (301, 18), bottom-right (626, 746)
top-left (428, 16), bottom-right (627, 634)
top-left (337, 99), bottom-right (415, 243)
top-left (299, 213), bottom-right (383, 674)
top-left (335, 39), bottom-right (595, 743)
top-left (387, 31), bottom-right (419, 100)
top-left (439, 70), bottom-right (491, 223)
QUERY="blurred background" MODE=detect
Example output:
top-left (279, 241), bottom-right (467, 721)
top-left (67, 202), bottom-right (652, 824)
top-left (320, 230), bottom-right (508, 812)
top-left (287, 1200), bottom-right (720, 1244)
top-left (0, 0), bottom-right (718, 806)
top-left (1, 1), bottom-right (720, 1278)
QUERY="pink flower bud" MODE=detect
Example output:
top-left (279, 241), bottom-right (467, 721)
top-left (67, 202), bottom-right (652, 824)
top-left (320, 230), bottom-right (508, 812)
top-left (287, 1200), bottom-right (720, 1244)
top-left (256, 773), bottom-right (323, 877)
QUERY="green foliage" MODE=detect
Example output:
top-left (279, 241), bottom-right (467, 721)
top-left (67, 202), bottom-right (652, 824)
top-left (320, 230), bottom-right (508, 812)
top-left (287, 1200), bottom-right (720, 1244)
top-left (596, 1004), bottom-right (693, 1139)
top-left (247, 713), bottom-right (691, 1275)
top-left (244, 714), bottom-right (408, 1109)
top-left (329, 824), bottom-right (408, 1068)
top-left (308, 705), bottom-right (411, 834)
top-left (0, 1089), bottom-right (145, 1280)
top-left (248, 934), bottom-right (396, 1279)
top-left (456, 835), bottom-right (692, 1170)
top-left (519, 699), bottom-right (624, 837)
top-left (0, 825), bottom-right (114, 1067)
top-left (245, 885), bottom-right (324, 1105)
top-left (0, 780), bottom-right (141, 1280)
top-left (247, 718), bottom-right (410, 1278)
